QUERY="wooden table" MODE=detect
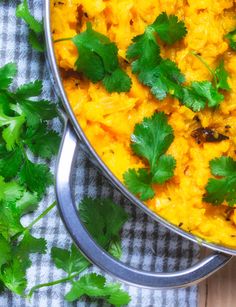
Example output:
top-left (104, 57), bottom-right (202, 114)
top-left (198, 255), bottom-right (236, 307)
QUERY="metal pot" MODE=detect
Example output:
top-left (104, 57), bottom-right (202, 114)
top-left (44, 0), bottom-right (234, 288)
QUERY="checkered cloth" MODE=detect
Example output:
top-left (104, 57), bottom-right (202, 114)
top-left (0, 1), bottom-right (200, 306)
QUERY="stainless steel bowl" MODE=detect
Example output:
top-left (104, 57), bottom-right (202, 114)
top-left (44, 0), bottom-right (234, 288)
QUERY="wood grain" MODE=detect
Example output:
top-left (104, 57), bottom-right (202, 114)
top-left (198, 254), bottom-right (236, 307)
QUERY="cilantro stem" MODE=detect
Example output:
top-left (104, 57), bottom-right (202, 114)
top-left (25, 201), bottom-right (57, 232)
top-left (190, 50), bottom-right (217, 87)
top-left (28, 264), bottom-right (90, 298)
top-left (53, 37), bottom-right (72, 43)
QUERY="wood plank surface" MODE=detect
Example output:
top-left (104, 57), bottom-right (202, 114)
top-left (198, 255), bottom-right (236, 307)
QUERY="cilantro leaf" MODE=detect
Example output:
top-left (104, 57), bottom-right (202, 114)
top-left (215, 60), bottom-right (231, 91)
top-left (0, 235), bottom-right (11, 267)
top-left (143, 59), bottom-right (185, 100)
top-left (16, 0), bottom-right (43, 33)
top-left (72, 23), bottom-right (131, 93)
top-left (15, 191), bottom-right (38, 215)
top-left (225, 28), bottom-right (236, 51)
top-left (24, 126), bottom-right (60, 159)
top-left (0, 177), bottom-right (36, 239)
top-left (19, 159), bottom-right (53, 198)
top-left (28, 30), bottom-right (45, 52)
top-left (152, 155), bottom-right (176, 184)
top-left (16, 231), bottom-right (47, 259)
top-left (0, 258), bottom-right (27, 295)
top-left (211, 156), bottom-right (236, 177)
top-left (65, 273), bottom-right (106, 301)
top-left (0, 104), bottom-right (25, 150)
top-left (0, 203), bottom-right (24, 240)
top-left (124, 113), bottom-right (176, 200)
top-left (0, 176), bottom-right (24, 204)
top-left (73, 23), bottom-right (118, 73)
top-left (18, 99), bottom-right (58, 128)
top-left (106, 283), bottom-right (131, 306)
top-left (51, 244), bottom-right (90, 275)
top-left (65, 273), bottom-right (131, 306)
top-left (108, 238), bottom-right (122, 260)
top-left (204, 157), bottom-right (236, 206)
top-left (16, 0), bottom-right (44, 52)
top-left (182, 81), bottom-right (224, 112)
top-left (152, 12), bottom-right (187, 45)
top-left (103, 68), bottom-right (132, 93)
top-left (15, 80), bottom-right (42, 99)
top-left (0, 177), bottom-right (39, 240)
top-left (79, 198), bottom-right (128, 247)
top-left (127, 13), bottom-right (186, 101)
top-left (123, 168), bottom-right (155, 201)
top-left (74, 46), bottom-right (105, 82)
top-left (0, 146), bottom-right (23, 180)
top-left (0, 63), bottom-right (17, 90)
top-left (0, 232), bottom-right (46, 296)
top-left (131, 112), bottom-right (174, 171)
top-left (127, 29), bottom-right (162, 75)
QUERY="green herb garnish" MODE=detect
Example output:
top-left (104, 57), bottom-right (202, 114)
top-left (0, 63), bottom-right (59, 197)
top-left (70, 23), bottom-right (131, 93)
top-left (65, 273), bottom-right (130, 306)
top-left (150, 12), bottom-right (187, 45)
top-left (0, 61), bottom-right (60, 295)
top-left (204, 157), bottom-right (236, 206)
top-left (16, 0), bottom-right (44, 52)
top-left (225, 28), bottom-right (236, 51)
top-left (191, 52), bottom-right (231, 92)
top-left (127, 13), bottom-right (186, 100)
top-left (29, 198), bottom-right (130, 307)
top-left (215, 60), bottom-right (231, 91)
top-left (182, 81), bottom-right (224, 112)
top-left (127, 14), bottom-right (230, 112)
top-left (124, 112), bottom-right (176, 201)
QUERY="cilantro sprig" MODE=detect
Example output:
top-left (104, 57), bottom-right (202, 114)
top-left (225, 28), bottom-right (236, 51)
top-left (182, 81), bottom-right (224, 112)
top-left (190, 51), bottom-right (231, 92)
top-left (16, 0), bottom-right (44, 52)
top-left (127, 13), bottom-right (230, 112)
top-left (127, 12), bottom-right (187, 101)
top-left (183, 53), bottom-right (231, 112)
top-left (65, 273), bottom-right (130, 306)
top-left (29, 198), bottom-right (130, 306)
top-left (0, 198), bottom-right (56, 295)
top-left (124, 112), bottom-right (176, 201)
top-left (56, 23), bottom-right (132, 93)
top-left (204, 157), bottom-right (236, 206)
top-left (0, 63), bottom-right (59, 198)
top-left (0, 62), bottom-right (60, 296)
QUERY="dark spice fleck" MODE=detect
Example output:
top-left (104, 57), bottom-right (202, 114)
top-left (191, 127), bottom-right (229, 144)
top-left (193, 115), bottom-right (200, 122)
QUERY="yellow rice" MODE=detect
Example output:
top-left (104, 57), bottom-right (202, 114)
top-left (51, 0), bottom-right (236, 248)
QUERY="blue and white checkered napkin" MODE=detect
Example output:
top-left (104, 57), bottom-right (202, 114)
top-left (0, 1), bottom-right (200, 306)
